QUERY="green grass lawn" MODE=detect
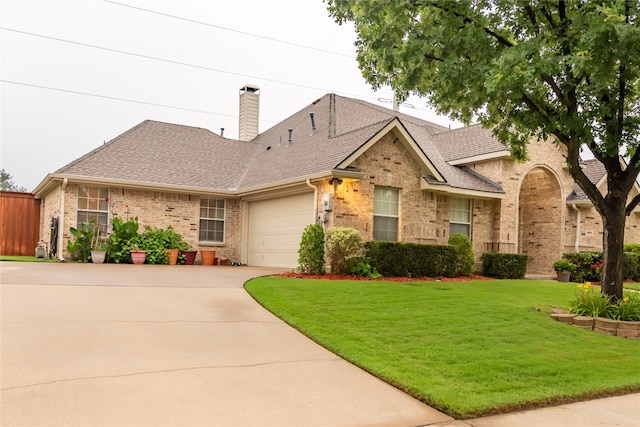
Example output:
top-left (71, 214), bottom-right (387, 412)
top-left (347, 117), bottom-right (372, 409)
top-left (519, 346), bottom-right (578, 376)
top-left (0, 255), bottom-right (57, 262)
top-left (245, 277), bottom-right (640, 418)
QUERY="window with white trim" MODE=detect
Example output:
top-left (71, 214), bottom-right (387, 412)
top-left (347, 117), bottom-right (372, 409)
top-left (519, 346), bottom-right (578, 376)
top-left (449, 198), bottom-right (471, 237)
top-left (76, 186), bottom-right (109, 233)
top-left (373, 186), bottom-right (399, 241)
top-left (199, 198), bottom-right (225, 243)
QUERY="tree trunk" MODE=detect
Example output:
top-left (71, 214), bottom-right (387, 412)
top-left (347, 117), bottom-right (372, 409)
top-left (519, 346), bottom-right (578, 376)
top-left (601, 203), bottom-right (625, 301)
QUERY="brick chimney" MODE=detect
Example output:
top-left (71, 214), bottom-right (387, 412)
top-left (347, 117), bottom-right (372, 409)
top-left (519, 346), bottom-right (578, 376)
top-left (239, 84), bottom-right (260, 142)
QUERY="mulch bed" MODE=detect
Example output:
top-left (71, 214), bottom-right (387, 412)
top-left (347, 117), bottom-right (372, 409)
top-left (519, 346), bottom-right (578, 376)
top-left (272, 272), bottom-right (494, 282)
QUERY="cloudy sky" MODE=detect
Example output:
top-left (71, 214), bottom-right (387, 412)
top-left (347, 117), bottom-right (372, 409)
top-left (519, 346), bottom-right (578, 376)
top-left (1, 0), bottom-right (461, 191)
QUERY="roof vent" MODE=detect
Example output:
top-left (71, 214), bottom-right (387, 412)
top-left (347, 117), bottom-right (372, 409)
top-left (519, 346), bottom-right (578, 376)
top-left (310, 112), bottom-right (316, 135)
top-left (220, 127), bottom-right (224, 137)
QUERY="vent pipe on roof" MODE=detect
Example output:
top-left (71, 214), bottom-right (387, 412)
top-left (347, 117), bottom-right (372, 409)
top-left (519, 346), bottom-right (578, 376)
top-left (220, 127), bottom-right (224, 137)
top-left (310, 112), bottom-right (316, 135)
top-left (288, 128), bottom-right (293, 145)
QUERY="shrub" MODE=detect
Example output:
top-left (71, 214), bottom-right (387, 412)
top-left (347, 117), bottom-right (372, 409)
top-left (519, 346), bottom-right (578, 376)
top-left (622, 252), bottom-right (640, 282)
top-left (347, 256), bottom-right (382, 279)
top-left (325, 227), bottom-right (365, 275)
top-left (568, 283), bottom-right (612, 318)
top-left (365, 241), bottom-right (458, 278)
top-left (136, 226), bottom-right (171, 264)
top-left (297, 224), bottom-right (325, 274)
top-left (448, 233), bottom-right (475, 276)
top-left (481, 252), bottom-right (528, 279)
top-left (567, 283), bottom-right (640, 321)
top-left (610, 292), bottom-right (640, 321)
top-left (107, 217), bottom-right (140, 263)
top-left (563, 252), bottom-right (602, 283)
top-left (67, 221), bottom-right (94, 262)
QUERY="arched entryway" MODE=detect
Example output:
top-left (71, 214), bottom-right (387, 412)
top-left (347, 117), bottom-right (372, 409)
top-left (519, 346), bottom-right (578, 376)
top-left (518, 167), bottom-right (563, 275)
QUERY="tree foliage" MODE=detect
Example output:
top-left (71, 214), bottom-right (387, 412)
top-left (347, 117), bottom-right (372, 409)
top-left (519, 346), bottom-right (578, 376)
top-left (0, 169), bottom-right (27, 192)
top-left (328, 0), bottom-right (640, 299)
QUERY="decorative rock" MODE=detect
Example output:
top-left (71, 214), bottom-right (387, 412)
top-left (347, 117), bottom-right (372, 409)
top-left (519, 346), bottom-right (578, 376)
top-left (551, 313), bottom-right (577, 324)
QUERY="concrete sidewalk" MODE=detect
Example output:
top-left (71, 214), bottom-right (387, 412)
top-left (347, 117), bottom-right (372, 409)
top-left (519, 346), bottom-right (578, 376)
top-left (1, 262), bottom-right (638, 426)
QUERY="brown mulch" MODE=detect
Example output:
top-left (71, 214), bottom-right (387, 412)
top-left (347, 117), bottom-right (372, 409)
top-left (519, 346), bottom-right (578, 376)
top-left (272, 272), bottom-right (494, 282)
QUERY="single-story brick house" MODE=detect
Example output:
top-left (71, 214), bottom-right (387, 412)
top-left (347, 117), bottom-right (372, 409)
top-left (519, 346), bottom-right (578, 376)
top-left (33, 85), bottom-right (640, 274)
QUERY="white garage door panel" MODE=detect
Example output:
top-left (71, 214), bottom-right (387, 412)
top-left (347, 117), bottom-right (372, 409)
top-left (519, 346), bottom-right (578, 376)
top-left (248, 192), bottom-right (314, 268)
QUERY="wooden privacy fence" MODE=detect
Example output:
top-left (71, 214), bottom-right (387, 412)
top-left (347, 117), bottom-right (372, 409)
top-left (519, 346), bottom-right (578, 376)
top-left (0, 192), bottom-right (41, 256)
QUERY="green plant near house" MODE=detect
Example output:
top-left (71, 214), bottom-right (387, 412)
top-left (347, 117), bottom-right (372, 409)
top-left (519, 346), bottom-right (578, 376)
top-left (136, 226), bottom-right (169, 264)
top-left (107, 217), bottom-right (140, 263)
top-left (325, 226), bottom-right (365, 275)
top-left (552, 258), bottom-right (576, 272)
top-left (67, 221), bottom-right (95, 262)
top-left (448, 233), bottom-right (475, 276)
top-left (297, 223), bottom-right (325, 274)
top-left (346, 256), bottom-right (382, 279)
top-left (161, 226), bottom-right (187, 250)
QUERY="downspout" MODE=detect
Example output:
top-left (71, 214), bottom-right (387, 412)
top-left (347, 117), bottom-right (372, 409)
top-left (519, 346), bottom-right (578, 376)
top-left (58, 178), bottom-right (68, 261)
top-left (306, 179), bottom-right (319, 225)
top-left (572, 204), bottom-right (581, 253)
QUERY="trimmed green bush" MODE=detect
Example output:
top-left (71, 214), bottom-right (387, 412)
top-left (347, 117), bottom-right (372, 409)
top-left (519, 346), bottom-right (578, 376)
top-left (448, 233), bottom-right (475, 276)
top-left (325, 227), bottom-right (365, 275)
top-left (481, 252), bottom-right (528, 279)
top-left (623, 252), bottom-right (640, 282)
top-left (365, 241), bottom-right (458, 278)
top-left (297, 223), bottom-right (325, 274)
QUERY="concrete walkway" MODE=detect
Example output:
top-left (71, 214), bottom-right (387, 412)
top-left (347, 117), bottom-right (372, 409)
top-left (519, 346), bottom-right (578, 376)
top-left (1, 262), bottom-right (638, 426)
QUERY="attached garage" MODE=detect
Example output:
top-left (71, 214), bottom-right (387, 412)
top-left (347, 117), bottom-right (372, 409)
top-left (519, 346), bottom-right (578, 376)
top-left (246, 192), bottom-right (315, 268)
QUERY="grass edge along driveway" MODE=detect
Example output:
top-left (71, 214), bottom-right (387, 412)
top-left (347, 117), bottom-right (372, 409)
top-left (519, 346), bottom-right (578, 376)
top-left (245, 278), bottom-right (640, 419)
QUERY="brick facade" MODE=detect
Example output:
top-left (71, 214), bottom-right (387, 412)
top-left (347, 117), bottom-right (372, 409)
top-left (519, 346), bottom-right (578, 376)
top-left (52, 184), bottom-right (242, 263)
top-left (41, 133), bottom-right (640, 273)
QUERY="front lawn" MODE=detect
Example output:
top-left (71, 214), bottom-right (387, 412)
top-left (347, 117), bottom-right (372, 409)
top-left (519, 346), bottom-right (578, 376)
top-left (0, 255), bottom-right (57, 262)
top-left (245, 278), bottom-right (640, 418)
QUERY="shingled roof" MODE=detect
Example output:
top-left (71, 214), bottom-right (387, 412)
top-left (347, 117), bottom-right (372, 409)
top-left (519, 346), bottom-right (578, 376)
top-left (49, 93), bottom-right (507, 196)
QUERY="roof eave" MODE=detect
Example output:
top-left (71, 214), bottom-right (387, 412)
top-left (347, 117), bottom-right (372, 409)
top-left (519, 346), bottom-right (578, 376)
top-left (448, 150), bottom-right (511, 166)
top-left (34, 174), bottom-right (237, 197)
top-left (420, 180), bottom-right (505, 199)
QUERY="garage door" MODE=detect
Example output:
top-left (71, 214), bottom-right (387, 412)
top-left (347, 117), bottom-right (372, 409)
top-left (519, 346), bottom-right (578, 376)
top-left (247, 192), bottom-right (315, 268)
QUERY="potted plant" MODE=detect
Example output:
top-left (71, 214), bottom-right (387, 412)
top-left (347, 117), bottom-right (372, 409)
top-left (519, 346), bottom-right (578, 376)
top-left (162, 226), bottom-right (184, 265)
top-left (553, 258), bottom-right (576, 282)
top-left (129, 236), bottom-right (147, 265)
top-left (90, 222), bottom-right (108, 264)
top-left (178, 241), bottom-right (197, 265)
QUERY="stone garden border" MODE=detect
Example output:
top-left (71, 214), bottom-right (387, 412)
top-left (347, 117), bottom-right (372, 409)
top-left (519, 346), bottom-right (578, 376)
top-left (550, 309), bottom-right (640, 339)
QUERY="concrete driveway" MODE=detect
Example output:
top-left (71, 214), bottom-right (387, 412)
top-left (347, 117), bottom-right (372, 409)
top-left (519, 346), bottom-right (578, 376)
top-left (0, 262), bottom-right (452, 427)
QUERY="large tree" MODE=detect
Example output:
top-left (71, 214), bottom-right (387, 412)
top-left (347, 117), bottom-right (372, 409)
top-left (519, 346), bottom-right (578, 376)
top-left (328, 0), bottom-right (640, 300)
top-left (0, 169), bottom-right (27, 192)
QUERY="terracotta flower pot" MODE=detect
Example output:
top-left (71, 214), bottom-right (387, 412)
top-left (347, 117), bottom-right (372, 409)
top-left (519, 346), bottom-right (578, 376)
top-left (164, 248), bottom-right (179, 265)
top-left (200, 250), bottom-right (216, 266)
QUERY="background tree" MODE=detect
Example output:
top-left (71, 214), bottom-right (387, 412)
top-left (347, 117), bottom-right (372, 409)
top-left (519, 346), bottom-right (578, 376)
top-left (328, 0), bottom-right (640, 300)
top-left (0, 169), bottom-right (27, 192)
